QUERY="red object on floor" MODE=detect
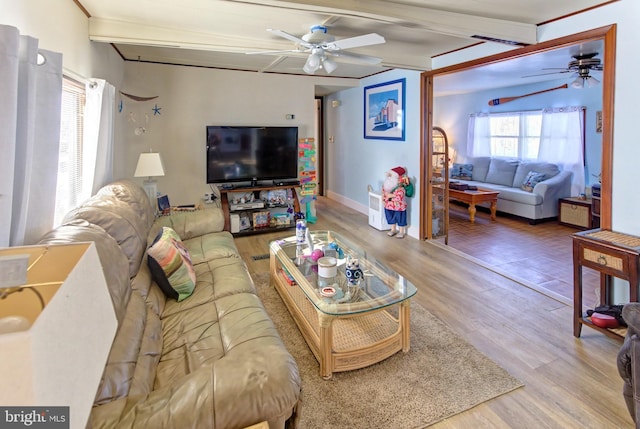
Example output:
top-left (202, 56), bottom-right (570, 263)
top-left (591, 312), bottom-right (620, 329)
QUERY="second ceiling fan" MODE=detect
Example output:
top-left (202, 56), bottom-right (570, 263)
top-left (248, 25), bottom-right (385, 74)
top-left (524, 52), bottom-right (604, 88)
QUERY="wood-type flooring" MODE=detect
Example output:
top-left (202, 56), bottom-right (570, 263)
top-left (234, 196), bottom-right (632, 429)
top-left (447, 201), bottom-right (601, 308)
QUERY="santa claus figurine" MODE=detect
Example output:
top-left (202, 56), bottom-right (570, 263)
top-left (382, 166), bottom-right (410, 238)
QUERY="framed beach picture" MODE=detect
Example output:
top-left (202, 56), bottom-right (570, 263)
top-left (363, 78), bottom-right (406, 141)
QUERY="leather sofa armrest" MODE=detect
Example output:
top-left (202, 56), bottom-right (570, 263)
top-left (632, 338), bottom-right (640, 427)
top-left (149, 207), bottom-right (225, 243)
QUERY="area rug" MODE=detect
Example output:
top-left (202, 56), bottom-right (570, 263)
top-left (251, 272), bottom-right (523, 429)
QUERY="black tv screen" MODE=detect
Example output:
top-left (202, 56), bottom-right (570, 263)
top-left (206, 126), bottom-right (299, 184)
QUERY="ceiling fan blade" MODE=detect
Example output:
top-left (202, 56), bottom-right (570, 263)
top-left (325, 33), bottom-right (385, 51)
top-left (246, 48), bottom-right (307, 56)
top-left (267, 29), bottom-right (312, 48)
top-left (521, 70), bottom-right (572, 78)
top-left (330, 51), bottom-right (382, 65)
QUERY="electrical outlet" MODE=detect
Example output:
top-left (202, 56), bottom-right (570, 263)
top-left (0, 254), bottom-right (29, 288)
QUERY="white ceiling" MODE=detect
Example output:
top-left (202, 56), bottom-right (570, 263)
top-left (78, 0), bottom-right (611, 93)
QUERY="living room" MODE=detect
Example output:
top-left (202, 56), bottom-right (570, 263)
top-left (3, 1), bottom-right (640, 428)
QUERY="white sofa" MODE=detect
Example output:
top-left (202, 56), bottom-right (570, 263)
top-left (450, 157), bottom-right (572, 222)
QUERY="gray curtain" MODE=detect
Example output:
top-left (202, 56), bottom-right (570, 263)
top-left (0, 25), bottom-right (63, 246)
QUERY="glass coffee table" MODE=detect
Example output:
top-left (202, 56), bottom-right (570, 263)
top-left (269, 230), bottom-right (417, 379)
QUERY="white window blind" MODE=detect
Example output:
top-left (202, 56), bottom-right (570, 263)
top-left (53, 77), bottom-right (85, 226)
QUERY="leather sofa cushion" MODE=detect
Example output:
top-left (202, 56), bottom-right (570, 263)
top-left (94, 291), bottom-right (162, 405)
top-left (97, 179), bottom-right (155, 231)
top-left (155, 292), bottom-right (284, 390)
top-left (485, 158), bottom-right (520, 186)
top-left (38, 220), bottom-right (131, 325)
top-left (63, 196), bottom-right (148, 278)
top-left (131, 256), bottom-right (167, 317)
top-left (161, 256), bottom-right (255, 319)
top-left (512, 161), bottom-right (560, 188)
top-left (184, 230), bottom-right (239, 265)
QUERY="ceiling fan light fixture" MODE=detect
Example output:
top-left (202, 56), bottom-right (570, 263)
top-left (586, 75), bottom-right (600, 88)
top-left (571, 76), bottom-right (584, 89)
top-left (303, 53), bottom-right (321, 74)
top-left (323, 57), bottom-right (337, 74)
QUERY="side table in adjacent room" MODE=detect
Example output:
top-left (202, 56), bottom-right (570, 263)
top-left (573, 229), bottom-right (640, 340)
top-left (559, 197), bottom-right (592, 229)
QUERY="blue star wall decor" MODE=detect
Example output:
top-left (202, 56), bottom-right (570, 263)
top-left (152, 104), bottom-right (162, 115)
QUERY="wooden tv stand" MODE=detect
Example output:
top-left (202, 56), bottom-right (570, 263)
top-left (219, 184), bottom-right (300, 236)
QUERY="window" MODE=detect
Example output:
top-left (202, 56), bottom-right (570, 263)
top-left (488, 111), bottom-right (541, 159)
top-left (53, 77), bottom-right (85, 226)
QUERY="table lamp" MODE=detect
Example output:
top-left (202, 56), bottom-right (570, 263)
top-left (0, 242), bottom-right (117, 429)
top-left (134, 151), bottom-right (165, 208)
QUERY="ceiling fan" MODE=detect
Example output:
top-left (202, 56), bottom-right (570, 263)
top-left (523, 53), bottom-right (604, 88)
top-left (247, 25), bottom-right (385, 74)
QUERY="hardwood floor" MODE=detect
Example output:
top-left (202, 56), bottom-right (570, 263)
top-left (447, 201), bottom-right (601, 308)
top-left (234, 196), bottom-right (632, 429)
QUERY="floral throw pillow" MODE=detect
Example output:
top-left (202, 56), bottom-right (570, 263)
top-left (450, 163), bottom-right (473, 180)
top-left (147, 227), bottom-right (196, 301)
top-left (521, 171), bottom-right (546, 192)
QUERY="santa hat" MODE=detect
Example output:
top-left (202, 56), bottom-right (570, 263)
top-left (390, 166), bottom-right (406, 177)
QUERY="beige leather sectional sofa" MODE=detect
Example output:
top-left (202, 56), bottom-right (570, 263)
top-left (38, 180), bottom-right (301, 429)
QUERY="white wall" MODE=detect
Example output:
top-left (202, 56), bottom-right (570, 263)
top-left (119, 62), bottom-right (356, 205)
top-left (0, 0), bottom-right (124, 86)
top-left (325, 69), bottom-right (422, 238)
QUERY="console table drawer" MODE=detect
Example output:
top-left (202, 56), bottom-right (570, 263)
top-left (582, 248), bottom-right (625, 274)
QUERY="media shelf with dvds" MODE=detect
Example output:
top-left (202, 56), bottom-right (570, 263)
top-left (218, 184), bottom-right (300, 236)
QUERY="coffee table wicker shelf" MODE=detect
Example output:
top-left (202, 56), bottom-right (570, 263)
top-left (270, 231), bottom-right (416, 379)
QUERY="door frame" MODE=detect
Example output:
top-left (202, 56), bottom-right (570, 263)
top-left (419, 25), bottom-right (616, 239)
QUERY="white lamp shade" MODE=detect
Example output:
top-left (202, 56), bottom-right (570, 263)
top-left (0, 243), bottom-right (117, 429)
top-left (134, 152), bottom-right (165, 178)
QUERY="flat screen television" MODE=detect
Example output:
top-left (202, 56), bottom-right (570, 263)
top-left (206, 126), bottom-right (299, 185)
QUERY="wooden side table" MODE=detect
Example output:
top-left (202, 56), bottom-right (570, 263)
top-left (573, 229), bottom-right (640, 339)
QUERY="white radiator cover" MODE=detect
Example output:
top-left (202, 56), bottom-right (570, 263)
top-left (368, 192), bottom-right (391, 230)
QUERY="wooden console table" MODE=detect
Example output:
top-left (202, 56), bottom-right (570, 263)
top-left (573, 229), bottom-right (640, 339)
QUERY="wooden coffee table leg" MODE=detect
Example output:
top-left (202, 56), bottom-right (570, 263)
top-left (490, 200), bottom-right (497, 221)
top-left (468, 203), bottom-right (477, 223)
top-left (318, 313), bottom-right (334, 380)
top-left (400, 301), bottom-right (411, 352)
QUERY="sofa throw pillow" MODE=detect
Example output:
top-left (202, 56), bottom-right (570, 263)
top-left (147, 227), bottom-right (196, 301)
top-left (521, 171), bottom-right (546, 192)
top-left (450, 163), bottom-right (473, 180)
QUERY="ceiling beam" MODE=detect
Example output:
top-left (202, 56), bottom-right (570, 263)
top-left (223, 0), bottom-right (537, 45)
top-left (89, 17), bottom-right (431, 70)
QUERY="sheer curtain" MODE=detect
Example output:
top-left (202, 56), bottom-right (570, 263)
top-left (0, 25), bottom-right (63, 246)
top-left (466, 113), bottom-right (490, 158)
top-left (539, 106), bottom-right (585, 196)
top-left (83, 79), bottom-right (115, 199)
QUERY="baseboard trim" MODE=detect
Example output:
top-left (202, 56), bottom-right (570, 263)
top-left (326, 190), bottom-right (367, 215)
